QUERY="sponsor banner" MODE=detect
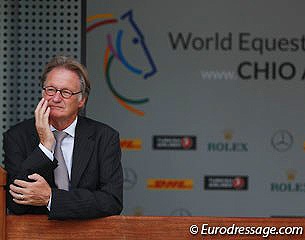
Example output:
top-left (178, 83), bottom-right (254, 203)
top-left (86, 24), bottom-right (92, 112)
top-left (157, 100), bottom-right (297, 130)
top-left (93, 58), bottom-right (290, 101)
top-left (153, 135), bottom-right (196, 150)
top-left (133, 207), bottom-right (144, 216)
top-left (87, 1), bottom-right (305, 217)
top-left (271, 182), bottom-right (305, 193)
top-left (271, 130), bottom-right (293, 152)
top-left (86, 10), bottom-right (157, 117)
top-left (204, 176), bottom-right (248, 190)
top-left (207, 142), bottom-right (248, 152)
top-left (207, 130), bottom-right (248, 153)
top-left (270, 169), bottom-right (305, 193)
top-left (123, 168), bottom-right (137, 190)
top-left (170, 208), bottom-right (192, 216)
top-left (169, 31), bottom-right (305, 82)
top-left (120, 139), bottom-right (142, 150)
top-left (147, 178), bottom-right (193, 190)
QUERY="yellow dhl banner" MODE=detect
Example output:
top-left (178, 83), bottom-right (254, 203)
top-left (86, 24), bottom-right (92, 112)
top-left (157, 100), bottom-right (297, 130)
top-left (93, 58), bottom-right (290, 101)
top-left (147, 179), bottom-right (193, 190)
top-left (120, 139), bottom-right (142, 150)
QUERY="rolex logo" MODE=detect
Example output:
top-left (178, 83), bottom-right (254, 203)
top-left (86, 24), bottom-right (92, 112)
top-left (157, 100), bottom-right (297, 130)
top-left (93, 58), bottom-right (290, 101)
top-left (286, 169), bottom-right (296, 181)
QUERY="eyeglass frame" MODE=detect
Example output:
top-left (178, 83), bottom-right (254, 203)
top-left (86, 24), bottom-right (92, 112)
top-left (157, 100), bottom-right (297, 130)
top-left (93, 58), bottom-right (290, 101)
top-left (42, 86), bottom-right (82, 99)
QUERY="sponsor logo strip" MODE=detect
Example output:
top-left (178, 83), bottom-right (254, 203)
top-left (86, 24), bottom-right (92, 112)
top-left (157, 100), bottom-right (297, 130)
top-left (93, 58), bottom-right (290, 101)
top-left (204, 176), bottom-right (248, 190)
top-left (153, 135), bottom-right (196, 150)
top-left (120, 139), bottom-right (142, 150)
top-left (147, 179), bottom-right (193, 190)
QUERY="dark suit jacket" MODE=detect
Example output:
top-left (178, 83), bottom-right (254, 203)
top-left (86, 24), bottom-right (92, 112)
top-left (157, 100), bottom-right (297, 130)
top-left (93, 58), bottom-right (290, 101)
top-left (3, 116), bottom-right (123, 220)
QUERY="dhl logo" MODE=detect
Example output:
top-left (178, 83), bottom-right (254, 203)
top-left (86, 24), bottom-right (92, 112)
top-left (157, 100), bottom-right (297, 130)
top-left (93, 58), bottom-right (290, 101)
top-left (120, 139), bottom-right (142, 150)
top-left (147, 179), bottom-right (193, 190)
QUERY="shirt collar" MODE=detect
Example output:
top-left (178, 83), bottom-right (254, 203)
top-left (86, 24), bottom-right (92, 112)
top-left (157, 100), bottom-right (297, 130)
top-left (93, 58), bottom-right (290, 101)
top-left (50, 117), bottom-right (78, 138)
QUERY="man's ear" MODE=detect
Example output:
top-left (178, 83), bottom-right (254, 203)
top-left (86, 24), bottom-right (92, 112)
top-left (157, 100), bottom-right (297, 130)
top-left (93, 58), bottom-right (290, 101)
top-left (78, 96), bottom-right (87, 109)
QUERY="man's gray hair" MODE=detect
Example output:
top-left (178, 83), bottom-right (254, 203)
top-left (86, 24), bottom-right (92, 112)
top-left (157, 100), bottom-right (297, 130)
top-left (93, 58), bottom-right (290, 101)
top-left (41, 55), bottom-right (91, 98)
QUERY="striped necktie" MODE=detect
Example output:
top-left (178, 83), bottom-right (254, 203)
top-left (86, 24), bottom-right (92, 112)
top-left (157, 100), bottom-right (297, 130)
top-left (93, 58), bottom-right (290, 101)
top-left (53, 131), bottom-right (69, 190)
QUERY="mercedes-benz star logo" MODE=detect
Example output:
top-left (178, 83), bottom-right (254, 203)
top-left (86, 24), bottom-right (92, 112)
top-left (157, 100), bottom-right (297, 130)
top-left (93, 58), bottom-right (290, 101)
top-left (170, 208), bottom-right (192, 216)
top-left (271, 130), bottom-right (293, 152)
top-left (123, 168), bottom-right (137, 190)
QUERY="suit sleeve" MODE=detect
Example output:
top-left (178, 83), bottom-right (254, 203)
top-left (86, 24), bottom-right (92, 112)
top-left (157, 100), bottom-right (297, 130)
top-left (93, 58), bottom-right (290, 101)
top-left (49, 131), bottom-right (123, 220)
top-left (3, 130), bottom-right (58, 214)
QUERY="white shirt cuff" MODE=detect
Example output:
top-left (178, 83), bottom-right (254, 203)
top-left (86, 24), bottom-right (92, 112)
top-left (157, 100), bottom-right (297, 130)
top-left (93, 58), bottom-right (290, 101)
top-left (47, 192), bottom-right (52, 211)
top-left (39, 143), bottom-right (54, 161)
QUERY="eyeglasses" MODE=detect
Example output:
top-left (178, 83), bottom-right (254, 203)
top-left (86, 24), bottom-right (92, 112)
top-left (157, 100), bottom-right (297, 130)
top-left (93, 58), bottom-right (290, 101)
top-left (43, 86), bottom-right (82, 99)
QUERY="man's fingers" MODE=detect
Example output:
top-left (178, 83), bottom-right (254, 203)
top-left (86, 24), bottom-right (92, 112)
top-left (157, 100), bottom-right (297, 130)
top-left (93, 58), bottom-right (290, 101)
top-left (35, 98), bottom-right (53, 148)
top-left (35, 98), bottom-right (45, 110)
top-left (35, 98), bottom-right (45, 116)
top-left (38, 98), bottom-right (48, 121)
top-left (9, 188), bottom-right (28, 204)
top-left (28, 173), bottom-right (41, 181)
top-left (10, 184), bottom-right (29, 198)
top-left (41, 98), bottom-right (49, 113)
top-left (35, 98), bottom-right (49, 119)
top-left (43, 106), bottom-right (50, 122)
top-left (46, 106), bottom-right (50, 115)
top-left (13, 179), bottom-right (31, 188)
top-left (12, 198), bottom-right (28, 205)
top-left (35, 98), bottom-right (45, 125)
top-left (10, 175), bottom-right (51, 207)
top-left (9, 189), bottom-right (24, 199)
top-left (10, 184), bottom-right (25, 194)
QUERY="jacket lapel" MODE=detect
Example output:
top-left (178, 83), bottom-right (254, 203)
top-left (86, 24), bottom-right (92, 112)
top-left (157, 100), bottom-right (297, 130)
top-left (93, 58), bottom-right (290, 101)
top-left (31, 120), bottom-right (40, 148)
top-left (70, 117), bottom-right (95, 187)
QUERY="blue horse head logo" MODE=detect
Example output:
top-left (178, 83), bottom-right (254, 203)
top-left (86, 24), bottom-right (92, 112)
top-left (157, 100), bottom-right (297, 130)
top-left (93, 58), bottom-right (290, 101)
top-left (87, 10), bottom-right (157, 116)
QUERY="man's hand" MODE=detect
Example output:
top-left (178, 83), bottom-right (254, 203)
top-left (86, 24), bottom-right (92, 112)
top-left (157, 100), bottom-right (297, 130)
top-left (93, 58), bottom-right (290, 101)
top-left (9, 174), bottom-right (52, 206)
top-left (35, 98), bottom-right (55, 151)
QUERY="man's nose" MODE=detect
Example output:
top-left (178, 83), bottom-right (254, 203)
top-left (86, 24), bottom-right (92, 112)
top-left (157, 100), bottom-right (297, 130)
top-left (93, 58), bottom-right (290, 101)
top-left (52, 90), bottom-right (63, 102)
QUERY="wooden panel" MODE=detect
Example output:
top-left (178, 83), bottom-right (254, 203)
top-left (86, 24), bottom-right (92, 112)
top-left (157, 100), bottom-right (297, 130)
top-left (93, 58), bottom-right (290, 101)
top-left (1, 166), bottom-right (305, 240)
top-left (0, 168), bottom-right (6, 240)
top-left (6, 215), bottom-right (305, 240)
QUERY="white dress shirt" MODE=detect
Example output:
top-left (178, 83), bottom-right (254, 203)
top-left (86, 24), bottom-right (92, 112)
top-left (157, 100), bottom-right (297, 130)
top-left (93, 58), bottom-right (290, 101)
top-left (38, 117), bottom-right (78, 210)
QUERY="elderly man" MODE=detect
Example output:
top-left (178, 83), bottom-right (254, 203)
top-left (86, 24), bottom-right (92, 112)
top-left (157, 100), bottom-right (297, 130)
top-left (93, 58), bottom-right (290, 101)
top-left (3, 55), bottom-right (123, 219)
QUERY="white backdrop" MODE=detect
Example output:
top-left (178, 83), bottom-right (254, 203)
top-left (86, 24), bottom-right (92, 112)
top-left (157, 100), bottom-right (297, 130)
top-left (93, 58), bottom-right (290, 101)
top-left (86, 1), bottom-right (305, 217)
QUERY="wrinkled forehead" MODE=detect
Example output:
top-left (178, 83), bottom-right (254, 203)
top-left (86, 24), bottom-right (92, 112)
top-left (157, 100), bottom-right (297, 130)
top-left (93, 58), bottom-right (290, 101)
top-left (45, 67), bottom-right (81, 89)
